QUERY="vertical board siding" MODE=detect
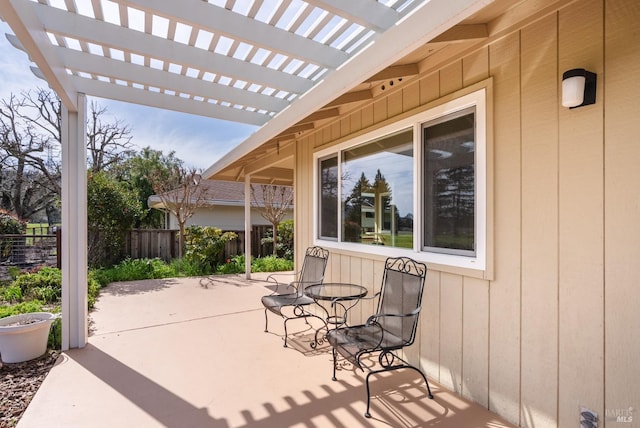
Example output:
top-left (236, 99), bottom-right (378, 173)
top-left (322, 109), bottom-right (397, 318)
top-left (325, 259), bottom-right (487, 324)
top-left (520, 14), bottom-right (560, 428)
top-left (557, 1), bottom-right (605, 426)
top-left (420, 270), bottom-right (441, 381)
top-left (293, 2), bottom-right (638, 427)
top-left (604, 0), bottom-right (640, 417)
top-left (462, 277), bottom-right (490, 407)
top-left (488, 31), bottom-right (523, 425)
top-left (439, 272), bottom-right (464, 393)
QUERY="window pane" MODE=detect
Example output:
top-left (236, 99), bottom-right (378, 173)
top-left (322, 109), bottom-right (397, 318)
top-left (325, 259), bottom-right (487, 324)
top-left (319, 156), bottom-right (338, 239)
top-left (423, 108), bottom-right (475, 254)
top-left (341, 129), bottom-right (413, 248)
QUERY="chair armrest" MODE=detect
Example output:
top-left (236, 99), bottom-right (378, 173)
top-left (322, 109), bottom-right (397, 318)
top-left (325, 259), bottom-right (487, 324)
top-left (365, 306), bottom-right (421, 326)
top-left (265, 271), bottom-right (299, 295)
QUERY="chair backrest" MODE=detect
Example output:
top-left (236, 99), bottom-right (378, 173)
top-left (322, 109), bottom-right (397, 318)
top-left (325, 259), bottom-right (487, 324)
top-left (297, 246), bottom-right (329, 294)
top-left (376, 257), bottom-right (427, 348)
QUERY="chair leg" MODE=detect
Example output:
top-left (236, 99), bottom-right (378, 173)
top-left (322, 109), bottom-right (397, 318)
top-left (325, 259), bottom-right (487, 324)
top-left (331, 348), bottom-right (338, 381)
top-left (363, 364), bottom-right (434, 418)
top-left (283, 318), bottom-right (289, 347)
top-left (264, 309), bottom-right (269, 333)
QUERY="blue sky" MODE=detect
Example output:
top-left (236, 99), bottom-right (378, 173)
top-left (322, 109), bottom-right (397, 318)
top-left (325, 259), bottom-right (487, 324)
top-left (0, 21), bottom-right (257, 169)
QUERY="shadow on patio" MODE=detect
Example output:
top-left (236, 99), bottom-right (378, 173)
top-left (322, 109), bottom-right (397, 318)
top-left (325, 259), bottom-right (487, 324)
top-left (18, 275), bottom-right (515, 428)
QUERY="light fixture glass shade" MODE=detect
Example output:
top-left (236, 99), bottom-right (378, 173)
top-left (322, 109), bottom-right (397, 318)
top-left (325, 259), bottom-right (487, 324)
top-left (562, 75), bottom-right (586, 108)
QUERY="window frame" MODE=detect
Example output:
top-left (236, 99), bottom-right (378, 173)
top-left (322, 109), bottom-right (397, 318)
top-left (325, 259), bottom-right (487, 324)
top-left (313, 86), bottom-right (489, 273)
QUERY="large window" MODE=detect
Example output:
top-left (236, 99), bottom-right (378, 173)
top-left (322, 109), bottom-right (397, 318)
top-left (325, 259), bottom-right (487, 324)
top-left (314, 87), bottom-right (487, 271)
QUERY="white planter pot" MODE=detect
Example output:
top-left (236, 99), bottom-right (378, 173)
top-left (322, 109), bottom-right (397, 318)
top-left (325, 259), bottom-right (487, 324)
top-left (0, 312), bottom-right (57, 363)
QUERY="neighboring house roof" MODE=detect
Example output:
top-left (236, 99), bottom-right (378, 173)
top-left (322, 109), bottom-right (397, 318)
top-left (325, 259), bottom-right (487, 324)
top-left (147, 180), bottom-right (293, 210)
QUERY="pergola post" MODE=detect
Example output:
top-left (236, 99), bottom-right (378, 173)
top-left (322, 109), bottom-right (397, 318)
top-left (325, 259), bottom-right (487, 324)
top-left (61, 93), bottom-right (88, 350)
top-left (244, 174), bottom-right (251, 280)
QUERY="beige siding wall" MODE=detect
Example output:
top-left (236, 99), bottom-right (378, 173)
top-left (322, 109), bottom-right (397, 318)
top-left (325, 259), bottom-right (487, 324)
top-left (293, 0), bottom-right (639, 426)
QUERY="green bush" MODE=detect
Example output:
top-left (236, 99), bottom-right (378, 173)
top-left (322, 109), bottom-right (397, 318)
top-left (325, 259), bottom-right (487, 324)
top-left (1, 284), bottom-right (22, 302)
top-left (214, 254), bottom-right (293, 274)
top-left (184, 226), bottom-right (237, 275)
top-left (168, 258), bottom-right (203, 276)
top-left (259, 220), bottom-right (294, 260)
top-left (93, 258), bottom-right (177, 283)
top-left (0, 209), bottom-right (26, 234)
top-left (12, 267), bottom-right (62, 304)
top-left (87, 171), bottom-right (143, 267)
top-left (0, 209), bottom-right (27, 262)
top-left (215, 254), bottom-right (245, 274)
top-left (252, 255), bottom-right (294, 272)
top-left (0, 300), bottom-right (44, 318)
top-left (87, 272), bottom-right (102, 309)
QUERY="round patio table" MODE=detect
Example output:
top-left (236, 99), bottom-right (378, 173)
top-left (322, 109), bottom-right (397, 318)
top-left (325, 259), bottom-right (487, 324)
top-left (304, 283), bottom-right (368, 348)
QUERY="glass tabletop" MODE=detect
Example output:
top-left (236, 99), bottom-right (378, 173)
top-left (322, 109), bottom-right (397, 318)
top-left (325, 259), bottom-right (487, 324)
top-left (305, 283), bottom-right (368, 301)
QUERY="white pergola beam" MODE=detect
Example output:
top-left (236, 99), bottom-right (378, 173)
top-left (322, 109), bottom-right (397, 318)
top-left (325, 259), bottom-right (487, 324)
top-left (56, 47), bottom-right (289, 113)
top-left (306, 0), bottom-right (398, 32)
top-left (0, 0), bottom-right (78, 110)
top-left (70, 77), bottom-right (270, 126)
top-left (115, 0), bottom-right (349, 68)
top-left (33, 3), bottom-right (313, 94)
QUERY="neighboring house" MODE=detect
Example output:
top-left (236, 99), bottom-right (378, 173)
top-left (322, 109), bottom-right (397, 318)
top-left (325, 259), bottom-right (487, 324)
top-left (147, 180), bottom-right (293, 231)
top-left (204, 1), bottom-right (639, 427)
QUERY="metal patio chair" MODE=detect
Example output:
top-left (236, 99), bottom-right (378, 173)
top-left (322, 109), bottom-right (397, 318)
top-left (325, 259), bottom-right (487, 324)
top-left (326, 256), bottom-right (433, 418)
top-left (261, 246), bottom-right (329, 347)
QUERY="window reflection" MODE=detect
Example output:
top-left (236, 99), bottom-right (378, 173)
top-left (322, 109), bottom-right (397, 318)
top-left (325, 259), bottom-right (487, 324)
top-left (319, 156), bottom-right (338, 239)
top-left (423, 108), bottom-right (475, 254)
top-left (341, 129), bottom-right (413, 248)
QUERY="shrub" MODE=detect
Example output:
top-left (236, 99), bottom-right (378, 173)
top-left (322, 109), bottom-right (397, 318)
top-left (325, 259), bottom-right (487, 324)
top-left (168, 258), bottom-right (202, 277)
top-left (94, 258), bottom-right (174, 283)
top-left (214, 255), bottom-right (293, 274)
top-left (215, 254), bottom-right (245, 274)
top-left (260, 220), bottom-right (294, 260)
top-left (87, 171), bottom-right (142, 267)
top-left (12, 267), bottom-right (62, 304)
top-left (0, 300), bottom-right (44, 318)
top-left (252, 255), bottom-right (294, 272)
top-left (0, 209), bottom-right (26, 234)
top-left (183, 226), bottom-right (237, 274)
top-left (1, 284), bottom-right (22, 302)
top-left (0, 209), bottom-right (27, 262)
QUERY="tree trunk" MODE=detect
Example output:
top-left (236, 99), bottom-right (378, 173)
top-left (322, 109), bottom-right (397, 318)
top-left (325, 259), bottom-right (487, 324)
top-left (178, 222), bottom-right (185, 258)
top-left (272, 223), bottom-right (278, 256)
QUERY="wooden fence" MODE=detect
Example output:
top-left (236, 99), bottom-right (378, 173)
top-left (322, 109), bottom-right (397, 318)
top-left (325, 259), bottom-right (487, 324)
top-left (0, 226), bottom-right (272, 278)
top-left (124, 226), bottom-right (272, 262)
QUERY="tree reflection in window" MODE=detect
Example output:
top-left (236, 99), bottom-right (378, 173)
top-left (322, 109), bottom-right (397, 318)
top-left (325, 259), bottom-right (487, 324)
top-left (423, 108), bottom-right (475, 254)
top-left (341, 129), bottom-right (413, 248)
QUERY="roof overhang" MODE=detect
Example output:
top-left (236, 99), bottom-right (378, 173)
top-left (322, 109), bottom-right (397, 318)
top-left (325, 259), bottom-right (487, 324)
top-left (202, 0), bottom-right (494, 182)
top-left (0, 0), bottom-right (498, 186)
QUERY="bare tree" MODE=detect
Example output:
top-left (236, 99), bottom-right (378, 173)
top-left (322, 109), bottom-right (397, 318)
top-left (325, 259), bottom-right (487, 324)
top-left (0, 89), bottom-right (136, 222)
top-left (0, 91), bottom-right (61, 220)
top-left (150, 166), bottom-right (207, 257)
top-left (87, 101), bottom-right (135, 172)
top-left (251, 184), bottom-right (293, 256)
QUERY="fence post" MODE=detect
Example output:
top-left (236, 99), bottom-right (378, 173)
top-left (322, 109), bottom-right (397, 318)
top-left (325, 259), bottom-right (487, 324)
top-left (56, 228), bottom-right (62, 269)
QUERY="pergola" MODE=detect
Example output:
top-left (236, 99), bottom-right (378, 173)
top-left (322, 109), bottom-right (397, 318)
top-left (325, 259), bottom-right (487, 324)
top-left (0, 0), bottom-right (492, 349)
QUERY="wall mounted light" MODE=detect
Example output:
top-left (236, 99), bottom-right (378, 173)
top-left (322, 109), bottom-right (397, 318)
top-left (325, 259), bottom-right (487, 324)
top-left (562, 68), bottom-right (597, 108)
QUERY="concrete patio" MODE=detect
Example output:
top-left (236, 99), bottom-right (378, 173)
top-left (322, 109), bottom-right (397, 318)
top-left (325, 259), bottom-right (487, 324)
top-left (18, 274), bottom-right (515, 428)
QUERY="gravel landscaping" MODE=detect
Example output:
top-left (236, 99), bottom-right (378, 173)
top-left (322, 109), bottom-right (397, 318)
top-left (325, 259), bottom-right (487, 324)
top-left (0, 351), bottom-right (59, 428)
